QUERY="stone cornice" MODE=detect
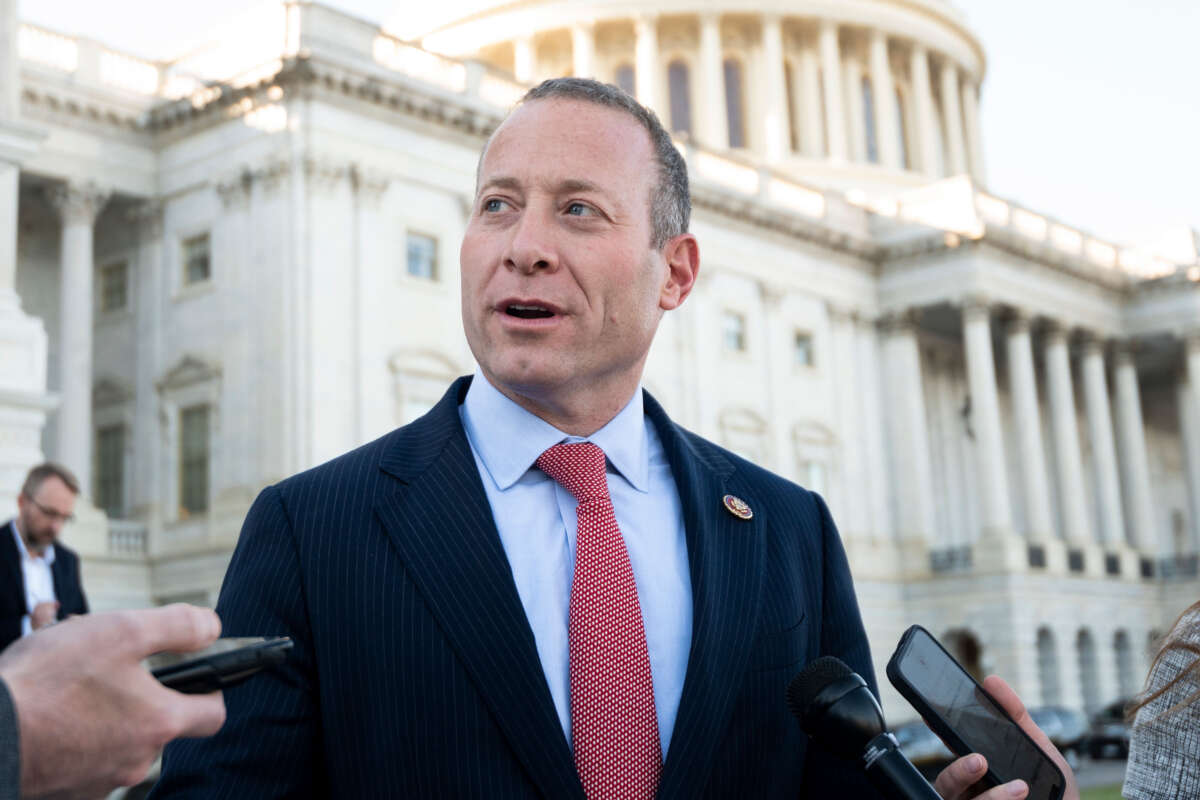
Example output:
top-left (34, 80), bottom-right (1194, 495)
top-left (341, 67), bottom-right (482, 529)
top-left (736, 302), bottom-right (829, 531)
top-left (878, 227), bottom-right (1137, 293)
top-left (690, 182), bottom-right (878, 263)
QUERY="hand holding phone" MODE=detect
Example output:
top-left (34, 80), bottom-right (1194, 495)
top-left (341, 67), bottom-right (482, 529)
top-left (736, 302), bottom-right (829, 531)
top-left (886, 625), bottom-right (1066, 800)
top-left (149, 636), bottom-right (293, 694)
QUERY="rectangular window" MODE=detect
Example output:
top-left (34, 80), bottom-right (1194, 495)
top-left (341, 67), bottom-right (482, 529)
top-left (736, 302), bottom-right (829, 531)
top-left (794, 331), bottom-right (815, 367)
top-left (721, 311), bottom-right (746, 352)
top-left (405, 232), bottom-right (438, 280)
top-left (94, 425), bottom-right (125, 517)
top-left (182, 233), bottom-right (211, 286)
top-left (179, 404), bottom-right (210, 517)
top-left (99, 261), bottom-right (128, 312)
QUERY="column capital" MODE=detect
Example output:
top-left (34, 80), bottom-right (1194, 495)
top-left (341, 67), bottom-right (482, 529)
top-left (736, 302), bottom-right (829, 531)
top-left (49, 181), bottom-right (110, 226)
top-left (879, 308), bottom-right (922, 334)
top-left (1004, 306), bottom-right (1036, 334)
top-left (127, 199), bottom-right (164, 239)
top-left (824, 299), bottom-right (855, 322)
top-left (1111, 339), bottom-right (1137, 367)
top-left (1076, 329), bottom-right (1108, 356)
top-left (1041, 319), bottom-right (1073, 343)
top-left (759, 281), bottom-right (786, 310)
top-left (960, 293), bottom-right (992, 320)
top-left (348, 163), bottom-right (390, 204)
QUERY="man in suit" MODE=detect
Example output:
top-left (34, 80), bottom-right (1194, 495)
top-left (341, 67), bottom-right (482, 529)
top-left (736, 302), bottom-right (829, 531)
top-left (1, 463), bottom-right (89, 651)
top-left (153, 79), bottom-right (1063, 799)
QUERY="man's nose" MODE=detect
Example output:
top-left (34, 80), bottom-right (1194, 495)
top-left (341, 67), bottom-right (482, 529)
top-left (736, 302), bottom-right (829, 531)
top-left (503, 210), bottom-right (558, 274)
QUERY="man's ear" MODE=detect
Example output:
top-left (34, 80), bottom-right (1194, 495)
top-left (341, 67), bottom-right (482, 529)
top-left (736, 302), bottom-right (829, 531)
top-left (658, 233), bottom-right (700, 311)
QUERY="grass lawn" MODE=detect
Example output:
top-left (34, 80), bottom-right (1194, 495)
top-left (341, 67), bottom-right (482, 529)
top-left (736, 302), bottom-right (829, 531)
top-left (1081, 785), bottom-right (1123, 800)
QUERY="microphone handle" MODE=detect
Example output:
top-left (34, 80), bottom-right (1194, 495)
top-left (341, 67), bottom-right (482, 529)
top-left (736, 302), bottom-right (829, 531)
top-left (863, 732), bottom-right (943, 800)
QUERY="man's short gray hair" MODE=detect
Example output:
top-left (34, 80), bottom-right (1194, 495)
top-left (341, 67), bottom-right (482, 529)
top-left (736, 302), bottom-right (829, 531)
top-left (485, 77), bottom-right (691, 249)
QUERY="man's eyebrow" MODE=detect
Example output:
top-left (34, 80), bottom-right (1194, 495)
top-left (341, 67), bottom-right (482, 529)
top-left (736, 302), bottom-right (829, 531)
top-left (478, 175), bottom-right (522, 194)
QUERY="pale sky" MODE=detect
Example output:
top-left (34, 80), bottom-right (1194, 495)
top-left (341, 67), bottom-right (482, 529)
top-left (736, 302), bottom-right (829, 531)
top-left (18, 0), bottom-right (1198, 250)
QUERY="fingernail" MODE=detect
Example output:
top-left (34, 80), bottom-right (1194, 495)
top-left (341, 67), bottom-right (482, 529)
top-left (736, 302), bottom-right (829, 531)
top-left (1007, 780), bottom-right (1028, 797)
top-left (967, 755), bottom-right (985, 772)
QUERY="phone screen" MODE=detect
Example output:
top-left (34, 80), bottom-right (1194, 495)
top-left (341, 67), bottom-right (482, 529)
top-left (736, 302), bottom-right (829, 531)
top-left (893, 628), bottom-right (1064, 799)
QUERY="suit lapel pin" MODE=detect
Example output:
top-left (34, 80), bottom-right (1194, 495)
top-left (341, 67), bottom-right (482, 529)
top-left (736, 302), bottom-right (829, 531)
top-left (722, 494), bottom-right (753, 520)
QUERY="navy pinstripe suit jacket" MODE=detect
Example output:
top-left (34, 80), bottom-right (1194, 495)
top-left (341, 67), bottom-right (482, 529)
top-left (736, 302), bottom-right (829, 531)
top-left (151, 377), bottom-right (883, 799)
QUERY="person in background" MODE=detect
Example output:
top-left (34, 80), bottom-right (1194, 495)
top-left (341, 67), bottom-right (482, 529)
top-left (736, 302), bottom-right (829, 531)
top-left (1122, 600), bottom-right (1200, 798)
top-left (1, 464), bottom-right (89, 651)
top-left (0, 604), bottom-right (226, 800)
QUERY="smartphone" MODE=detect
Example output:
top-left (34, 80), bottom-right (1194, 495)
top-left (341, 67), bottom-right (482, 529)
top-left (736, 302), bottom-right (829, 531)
top-left (149, 636), bottom-right (293, 694)
top-left (886, 625), bottom-right (1065, 800)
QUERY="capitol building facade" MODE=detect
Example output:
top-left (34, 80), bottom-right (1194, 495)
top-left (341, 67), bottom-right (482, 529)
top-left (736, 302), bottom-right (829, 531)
top-left (1, 0), bottom-right (1197, 720)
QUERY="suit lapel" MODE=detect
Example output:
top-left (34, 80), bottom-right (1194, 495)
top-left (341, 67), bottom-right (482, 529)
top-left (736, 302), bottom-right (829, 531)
top-left (646, 395), bottom-right (766, 800)
top-left (375, 378), bottom-right (584, 800)
top-left (2, 522), bottom-right (25, 609)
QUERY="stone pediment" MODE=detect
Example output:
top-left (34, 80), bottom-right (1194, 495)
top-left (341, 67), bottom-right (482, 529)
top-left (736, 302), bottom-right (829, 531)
top-left (156, 355), bottom-right (221, 392)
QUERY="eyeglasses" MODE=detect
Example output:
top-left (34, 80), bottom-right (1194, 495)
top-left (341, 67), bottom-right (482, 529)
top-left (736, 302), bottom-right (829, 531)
top-left (24, 495), bottom-right (75, 524)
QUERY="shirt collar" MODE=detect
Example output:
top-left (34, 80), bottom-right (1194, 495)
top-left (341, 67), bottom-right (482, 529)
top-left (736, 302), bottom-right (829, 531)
top-left (10, 520), bottom-right (55, 565)
top-left (461, 370), bottom-right (650, 493)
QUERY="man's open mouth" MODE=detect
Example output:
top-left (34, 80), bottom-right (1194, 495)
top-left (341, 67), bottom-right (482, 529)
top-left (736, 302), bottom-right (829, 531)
top-left (505, 304), bottom-right (555, 319)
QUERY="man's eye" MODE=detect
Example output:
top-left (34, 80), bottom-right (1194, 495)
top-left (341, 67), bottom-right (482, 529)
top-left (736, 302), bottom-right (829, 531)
top-left (566, 202), bottom-right (594, 216)
top-left (483, 198), bottom-right (506, 213)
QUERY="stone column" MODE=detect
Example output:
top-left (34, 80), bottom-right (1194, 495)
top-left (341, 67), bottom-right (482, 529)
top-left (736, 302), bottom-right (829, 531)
top-left (1178, 370), bottom-right (1200, 554)
top-left (49, 182), bottom-right (109, 496)
top-left (0, 0), bottom-right (17, 119)
top-left (634, 13), bottom-right (660, 112)
top-left (571, 21), bottom-right (595, 79)
top-left (909, 44), bottom-right (939, 176)
top-left (513, 35), bottom-right (535, 84)
top-left (798, 35), bottom-right (824, 157)
top-left (857, 316), bottom-right (892, 545)
top-left (1080, 335), bottom-right (1128, 552)
top-left (961, 77), bottom-right (986, 183)
top-left (818, 20), bottom-right (847, 161)
top-left (1044, 324), bottom-right (1092, 550)
top-left (882, 311), bottom-right (935, 575)
top-left (1112, 343), bottom-right (1158, 553)
top-left (829, 304), bottom-right (867, 539)
top-left (962, 299), bottom-right (1021, 571)
top-left (842, 49), bottom-right (866, 163)
top-left (128, 201), bottom-right (163, 549)
top-left (939, 60), bottom-right (967, 175)
top-left (1186, 334), bottom-right (1200, 441)
top-left (868, 29), bottom-right (900, 169)
top-left (761, 15), bottom-right (788, 164)
top-left (698, 14), bottom-right (725, 150)
top-left (1005, 311), bottom-right (1056, 542)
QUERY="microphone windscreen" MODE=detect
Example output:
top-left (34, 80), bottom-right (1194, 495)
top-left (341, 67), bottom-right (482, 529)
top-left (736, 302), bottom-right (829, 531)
top-left (786, 656), bottom-right (854, 726)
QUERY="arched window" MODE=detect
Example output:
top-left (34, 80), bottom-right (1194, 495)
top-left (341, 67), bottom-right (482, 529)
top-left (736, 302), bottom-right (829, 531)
top-left (615, 63), bottom-right (635, 96)
top-left (1077, 629), bottom-right (1100, 715)
top-left (1114, 630), bottom-right (1136, 698)
top-left (723, 57), bottom-right (746, 148)
top-left (861, 77), bottom-right (878, 164)
top-left (895, 88), bottom-right (910, 169)
top-left (784, 61), bottom-right (799, 152)
top-left (667, 60), bottom-right (692, 135)
top-left (1036, 628), bottom-right (1060, 706)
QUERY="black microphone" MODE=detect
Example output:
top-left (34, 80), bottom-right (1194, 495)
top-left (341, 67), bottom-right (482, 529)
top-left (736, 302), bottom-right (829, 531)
top-left (787, 656), bottom-right (941, 800)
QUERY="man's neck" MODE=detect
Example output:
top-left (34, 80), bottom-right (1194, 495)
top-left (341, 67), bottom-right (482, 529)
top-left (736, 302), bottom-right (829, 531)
top-left (13, 520), bottom-right (48, 559)
top-left (481, 372), bottom-right (640, 438)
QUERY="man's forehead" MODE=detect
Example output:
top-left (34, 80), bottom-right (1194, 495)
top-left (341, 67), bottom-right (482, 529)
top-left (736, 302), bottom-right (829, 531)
top-left (479, 98), bottom-right (655, 177)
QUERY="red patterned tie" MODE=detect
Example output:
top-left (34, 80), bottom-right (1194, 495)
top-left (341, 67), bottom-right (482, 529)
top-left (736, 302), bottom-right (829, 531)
top-left (536, 442), bottom-right (662, 800)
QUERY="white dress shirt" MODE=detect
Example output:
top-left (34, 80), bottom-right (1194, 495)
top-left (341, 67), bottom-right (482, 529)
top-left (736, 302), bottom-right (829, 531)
top-left (459, 371), bottom-right (693, 759)
top-left (10, 520), bottom-right (56, 637)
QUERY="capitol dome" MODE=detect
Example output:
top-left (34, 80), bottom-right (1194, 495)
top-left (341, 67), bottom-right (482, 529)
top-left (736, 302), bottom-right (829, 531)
top-left (407, 0), bottom-right (987, 192)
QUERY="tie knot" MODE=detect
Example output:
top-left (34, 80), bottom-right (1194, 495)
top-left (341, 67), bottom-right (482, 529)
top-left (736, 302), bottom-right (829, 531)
top-left (536, 442), bottom-right (610, 503)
